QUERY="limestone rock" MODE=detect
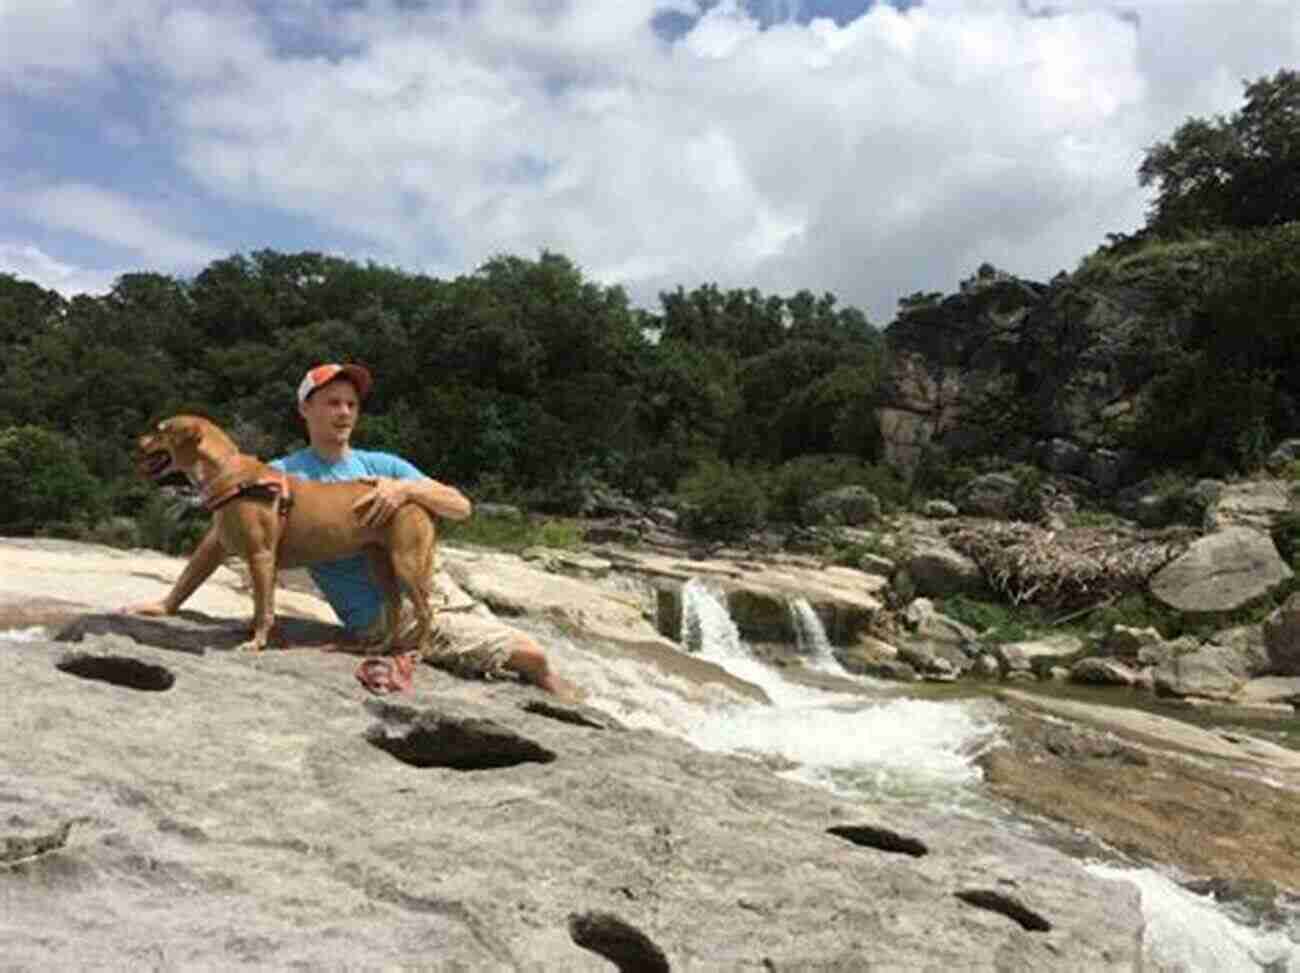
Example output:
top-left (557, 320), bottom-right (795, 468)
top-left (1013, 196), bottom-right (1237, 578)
top-left (0, 564), bottom-right (1146, 969)
top-left (898, 535), bottom-right (987, 599)
top-left (1263, 591), bottom-right (1300, 675)
top-left (1208, 479), bottom-right (1293, 532)
top-left (1148, 527), bottom-right (1292, 613)
top-left (1152, 643), bottom-right (1248, 701)
top-left (1236, 676), bottom-right (1300, 705)
top-left (1070, 658), bottom-right (1139, 686)
top-left (994, 634), bottom-right (1084, 675)
top-left (956, 473), bottom-right (1020, 519)
top-left (1102, 625), bottom-right (1163, 660)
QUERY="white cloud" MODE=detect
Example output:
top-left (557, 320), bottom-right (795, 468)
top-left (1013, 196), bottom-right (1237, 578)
top-left (0, 242), bottom-right (118, 296)
top-left (19, 183), bottom-right (221, 266)
top-left (2, 1), bottom-right (1299, 322)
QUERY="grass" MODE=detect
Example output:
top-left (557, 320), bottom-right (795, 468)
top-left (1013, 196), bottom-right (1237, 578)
top-left (440, 513), bottom-right (584, 553)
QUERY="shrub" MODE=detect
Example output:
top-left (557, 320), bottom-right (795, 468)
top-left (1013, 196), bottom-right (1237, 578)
top-left (766, 454), bottom-right (906, 524)
top-left (0, 425), bottom-right (105, 534)
top-left (676, 460), bottom-right (768, 539)
top-left (134, 493), bottom-right (209, 555)
top-left (440, 512), bottom-right (583, 552)
top-left (936, 594), bottom-right (1044, 643)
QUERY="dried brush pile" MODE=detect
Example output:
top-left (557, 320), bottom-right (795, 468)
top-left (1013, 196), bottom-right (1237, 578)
top-left (944, 521), bottom-right (1195, 611)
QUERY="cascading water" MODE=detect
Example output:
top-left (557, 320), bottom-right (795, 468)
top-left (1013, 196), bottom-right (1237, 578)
top-left (787, 596), bottom-right (841, 673)
top-left (1088, 865), bottom-right (1300, 970)
top-left (661, 580), bottom-right (1300, 967)
top-left (676, 577), bottom-right (999, 807)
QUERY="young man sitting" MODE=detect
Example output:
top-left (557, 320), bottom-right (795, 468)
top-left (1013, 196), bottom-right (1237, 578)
top-left (124, 363), bottom-right (576, 698)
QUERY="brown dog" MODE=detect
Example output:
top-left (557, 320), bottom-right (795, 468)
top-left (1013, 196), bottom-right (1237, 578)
top-left (136, 415), bottom-right (436, 653)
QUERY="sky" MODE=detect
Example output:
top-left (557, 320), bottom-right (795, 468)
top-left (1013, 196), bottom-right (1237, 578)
top-left (1, 0), bottom-right (1297, 325)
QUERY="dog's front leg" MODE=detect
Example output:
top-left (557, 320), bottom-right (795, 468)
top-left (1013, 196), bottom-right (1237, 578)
top-left (237, 549), bottom-right (277, 652)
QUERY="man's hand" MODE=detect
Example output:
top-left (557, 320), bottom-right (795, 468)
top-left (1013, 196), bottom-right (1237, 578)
top-left (353, 477), bottom-right (409, 527)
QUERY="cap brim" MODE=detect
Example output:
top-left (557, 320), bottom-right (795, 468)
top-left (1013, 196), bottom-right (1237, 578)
top-left (337, 364), bottom-right (373, 400)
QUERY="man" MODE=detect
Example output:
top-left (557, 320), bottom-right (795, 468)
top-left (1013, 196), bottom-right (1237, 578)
top-left (124, 363), bottom-right (574, 698)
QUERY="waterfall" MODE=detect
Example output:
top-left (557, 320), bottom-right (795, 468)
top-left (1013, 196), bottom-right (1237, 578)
top-left (787, 596), bottom-right (840, 672)
top-left (674, 577), bottom-right (997, 803)
top-left (680, 577), bottom-right (745, 659)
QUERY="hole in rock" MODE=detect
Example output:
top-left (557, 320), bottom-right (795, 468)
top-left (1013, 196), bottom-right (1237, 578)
top-left (56, 654), bottom-right (175, 692)
top-left (827, 824), bottom-right (928, 857)
top-left (522, 699), bottom-right (609, 729)
top-left (568, 911), bottom-right (670, 973)
top-left (954, 889), bottom-right (1052, 932)
top-left (366, 716), bottom-right (557, 771)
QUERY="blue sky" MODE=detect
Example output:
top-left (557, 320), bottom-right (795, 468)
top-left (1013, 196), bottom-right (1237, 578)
top-left (2, 0), bottom-right (1297, 323)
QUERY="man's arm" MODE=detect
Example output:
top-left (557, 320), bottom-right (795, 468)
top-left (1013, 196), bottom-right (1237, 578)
top-left (354, 477), bottom-right (471, 527)
top-left (121, 525), bottom-right (226, 615)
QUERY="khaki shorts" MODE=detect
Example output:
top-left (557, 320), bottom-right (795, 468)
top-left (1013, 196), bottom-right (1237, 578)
top-left (358, 571), bottom-right (516, 680)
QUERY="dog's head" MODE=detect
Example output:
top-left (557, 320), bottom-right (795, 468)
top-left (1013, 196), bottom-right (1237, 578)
top-left (135, 416), bottom-right (209, 481)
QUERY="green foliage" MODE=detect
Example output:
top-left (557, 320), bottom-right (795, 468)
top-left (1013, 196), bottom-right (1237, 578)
top-left (0, 426), bottom-right (105, 534)
top-left (1008, 464), bottom-right (1046, 522)
top-left (676, 460), bottom-right (769, 539)
top-left (936, 595), bottom-right (1045, 644)
top-left (1140, 69), bottom-right (1300, 235)
top-left (134, 496), bottom-right (210, 555)
top-left (439, 513), bottom-right (583, 552)
top-left (765, 454), bottom-right (906, 524)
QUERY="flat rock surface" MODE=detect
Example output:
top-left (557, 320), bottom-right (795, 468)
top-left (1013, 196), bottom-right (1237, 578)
top-left (1, 624), bottom-right (1144, 969)
top-left (983, 694), bottom-right (1300, 892)
top-left (0, 538), bottom-right (1147, 969)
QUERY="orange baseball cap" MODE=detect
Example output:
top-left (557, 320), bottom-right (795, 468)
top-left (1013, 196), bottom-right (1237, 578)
top-left (297, 363), bottom-right (373, 404)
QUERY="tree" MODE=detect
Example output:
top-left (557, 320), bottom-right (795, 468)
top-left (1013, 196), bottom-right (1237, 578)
top-left (1140, 69), bottom-right (1300, 235)
top-left (0, 426), bottom-right (104, 533)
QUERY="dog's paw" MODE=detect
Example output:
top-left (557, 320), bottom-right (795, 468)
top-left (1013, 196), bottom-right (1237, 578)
top-left (235, 638), bottom-right (266, 653)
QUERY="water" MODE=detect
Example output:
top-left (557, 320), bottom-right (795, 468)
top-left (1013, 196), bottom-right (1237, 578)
top-left (550, 579), bottom-right (1300, 968)
top-left (676, 578), bottom-right (1000, 809)
top-left (787, 596), bottom-right (841, 673)
top-left (1089, 865), bottom-right (1300, 971)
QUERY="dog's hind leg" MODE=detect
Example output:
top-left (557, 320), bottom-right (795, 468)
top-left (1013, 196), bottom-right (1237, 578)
top-left (388, 508), bottom-right (437, 657)
top-left (365, 546), bottom-right (404, 654)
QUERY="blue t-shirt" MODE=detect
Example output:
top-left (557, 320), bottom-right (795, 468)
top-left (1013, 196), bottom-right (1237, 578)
top-left (271, 448), bottom-right (426, 631)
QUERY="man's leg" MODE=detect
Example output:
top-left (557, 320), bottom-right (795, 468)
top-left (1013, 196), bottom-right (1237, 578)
top-left (502, 631), bottom-right (578, 698)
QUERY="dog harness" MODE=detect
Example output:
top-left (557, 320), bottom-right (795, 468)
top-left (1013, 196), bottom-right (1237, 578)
top-left (200, 455), bottom-right (294, 516)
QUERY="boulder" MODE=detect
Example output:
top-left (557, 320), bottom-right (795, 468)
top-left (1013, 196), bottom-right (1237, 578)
top-left (956, 473), bottom-right (1020, 519)
top-left (1152, 641), bottom-right (1249, 700)
top-left (805, 486), bottom-right (881, 526)
top-left (1236, 676), bottom-right (1300, 705)
top-left (922, 499), bottom-right (958, 519)
top-left (1039, 438), bottom-right (1087, 476)
top-left (896, 535), bottom-right (987, 598)
top-left (1070, 658), bottom-right (1139, 686)
top-left (1102, 625), bottom-right (1163, 660)
top-left (1266, 439), bottom-right (1300, 471)
top-left (1263, 591), bottom-right (1300, 675)
top-left (1085, 449), bottom-right (1131, 491)
top-left (993, 634), bottom-right (1084, 675)
top-left (1208, 479), bottom-right (1293, 533)
top-left (1148, 527), bottom-right (1293, 614)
